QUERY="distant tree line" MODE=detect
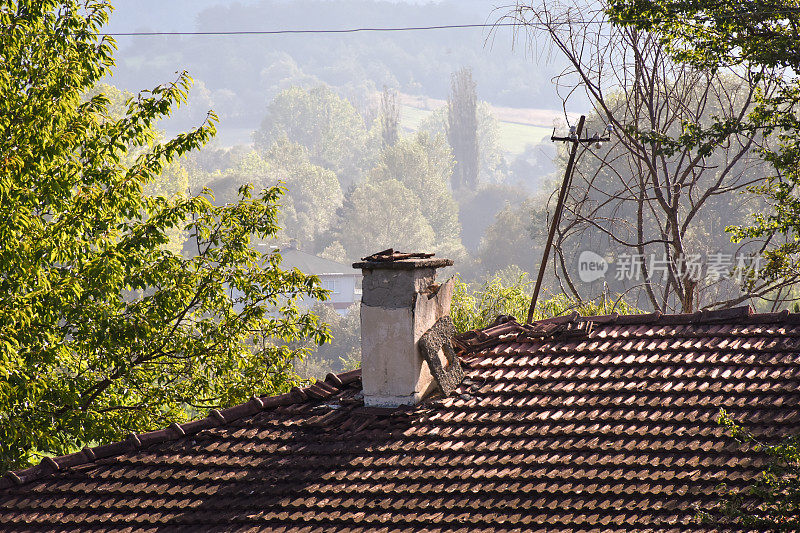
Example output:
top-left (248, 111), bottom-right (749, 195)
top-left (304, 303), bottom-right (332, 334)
top-left (109, 0), bottom-right (567, 132)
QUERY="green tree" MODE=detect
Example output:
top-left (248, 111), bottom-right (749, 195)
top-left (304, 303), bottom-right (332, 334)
top-left (458, 183), bottom-right (530, 253)
top-left (265, 139), bottom-right (344, 250)
top-left (330, 179), bottom-right (437, 261)
top-left (606, 0), bottom-right (800, 71)
top-left (475, 196), bottom-right (547, 276)
top-left (267, 143), bottom-right (343, 249)
top-left (370, 132), bottom-right (466, 259)
top-left (450, 268), bottom-right (640, 332)
top-left (421, 101), bottom-right (508, 185)
top-left (190, 140), bottom-right (343, 253)
top-left (293, 303), bottom-right (361, 380)
top-left (605, 1), bottom-right (800, 524)
top-left (509, 2), bottom-right (789, 312)
top-left (0, 0), bottom-right (329, 473)
top-left (253, 85), bottom-right (369, 185)
top-left (89, 83), bottom-right (191, 255)
top-left (447, 68), bottom-right (479, 190)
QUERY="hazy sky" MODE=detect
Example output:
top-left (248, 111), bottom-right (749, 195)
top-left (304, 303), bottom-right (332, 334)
top-left (107, 1), bottom-right (260, 32)
top-left (106, 0), bottom-right (453, 33)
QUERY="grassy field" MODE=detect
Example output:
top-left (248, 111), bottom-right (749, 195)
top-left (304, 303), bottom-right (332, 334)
top-left (399, 104), bottom-right (552, 156)
top-left (399, 105), bottom-right (433, 133)
top-left (204, 103), bottom-right (554, 155)
top-left (497, 122), bottom-right (552, 155)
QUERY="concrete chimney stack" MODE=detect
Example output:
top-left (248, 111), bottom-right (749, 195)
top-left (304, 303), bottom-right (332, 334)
top-left (353, 250), bottom-right (455, 407)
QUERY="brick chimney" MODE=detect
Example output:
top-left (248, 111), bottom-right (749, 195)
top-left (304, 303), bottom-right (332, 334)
top-left (353, 250), bottom-right (455, 407)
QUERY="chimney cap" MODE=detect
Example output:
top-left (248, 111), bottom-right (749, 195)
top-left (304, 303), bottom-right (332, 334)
top-left (353, 249), bottom-right (453, 270)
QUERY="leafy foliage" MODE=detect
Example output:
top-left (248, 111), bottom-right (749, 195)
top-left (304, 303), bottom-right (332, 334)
top-left (379, 86), bottom-right (399, 149)
top-left (370, 132), bottom-right (465, 260)
top-left (420, 102), bottom-right (510, 186)
top-left (606, 0), bottom-right (800, 71)
top-left (293, 303), bottom-right (361, 380)
top-left (474, 196), bottom-right (548, 276)
top-left (258, 139), bottom-right (344, 250)
top-left (329, 179), bottom-right (437, 261)
top-left (450, 270), bottom-right (531, 332)
top-left (211, 85), bottom-right (473, 266)
top-left (450, 268), bottom-right (641, 332)
top-left (253, 85), bottom-right (370, 183)
top-left (0, 0), bottom-right (329, 472)
top-left (698, 411), bottom-right (800, 531)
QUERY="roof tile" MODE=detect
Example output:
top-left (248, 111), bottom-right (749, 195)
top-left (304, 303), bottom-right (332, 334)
top-left (2, 306), bottom-right (800, 531)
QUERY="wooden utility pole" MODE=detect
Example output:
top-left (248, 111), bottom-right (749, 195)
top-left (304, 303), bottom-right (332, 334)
top-left (526, 115), bottom-right (610, 323)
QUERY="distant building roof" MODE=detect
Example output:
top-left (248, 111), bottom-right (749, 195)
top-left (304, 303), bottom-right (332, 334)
top-left (277, 246), bottom-right (359, 276)
top-left (2, 305), bottom-right (800, 531)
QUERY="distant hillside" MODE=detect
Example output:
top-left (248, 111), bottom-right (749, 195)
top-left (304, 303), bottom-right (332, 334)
top-left (107, 0), bottom-right (258, 33)
top-left (107, 0), bottom-right (577, 141)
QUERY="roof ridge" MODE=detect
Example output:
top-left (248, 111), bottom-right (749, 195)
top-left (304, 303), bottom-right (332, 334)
top-left (455, 305), bottom-right (800, 354)
top-left (532, 305), bottom-right (800, 327)
top-left (0, 369), bottom-right (362, 491)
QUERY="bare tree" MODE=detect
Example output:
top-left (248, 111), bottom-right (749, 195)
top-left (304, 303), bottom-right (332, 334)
top-left (503, 1), bottom-right (798, 312)
top-left (447, 68), bottom-right (479, 191)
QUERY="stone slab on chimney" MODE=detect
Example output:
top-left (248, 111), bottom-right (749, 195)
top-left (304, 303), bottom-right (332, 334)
top-left (354, 255), bottom-right (454, 408)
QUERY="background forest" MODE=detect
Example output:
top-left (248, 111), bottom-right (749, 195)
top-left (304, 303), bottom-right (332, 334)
top-left (101, 0), bottom-right (789, 381)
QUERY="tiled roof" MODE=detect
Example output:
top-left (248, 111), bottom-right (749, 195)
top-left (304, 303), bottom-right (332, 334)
top-left (2, 305), bottom-right (800, 531)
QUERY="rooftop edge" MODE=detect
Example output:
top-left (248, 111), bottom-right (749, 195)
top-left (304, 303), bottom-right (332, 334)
top-left (0, 369), bottom-right (362, 491)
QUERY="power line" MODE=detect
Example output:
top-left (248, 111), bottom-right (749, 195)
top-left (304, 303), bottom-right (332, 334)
top-left (102, 23), bottom-right (520, 36)
top-left (94, 10), bottom-right (800, 37)
top-left (6, 9), bottom-right (799, 38)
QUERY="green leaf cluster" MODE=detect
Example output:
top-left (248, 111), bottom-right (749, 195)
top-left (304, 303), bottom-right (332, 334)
top-left (698, 411), bottom-right (800, 531)
top-left (0, 1), bottom-right (330, 472)
top-left (450, 269), bottom-right (641, 333)
top-left (606, 0), bottom-right (800, 71)
top-left (253, 85), bottom-right (370, 181)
